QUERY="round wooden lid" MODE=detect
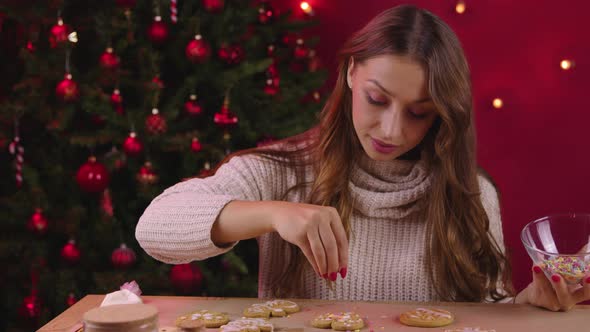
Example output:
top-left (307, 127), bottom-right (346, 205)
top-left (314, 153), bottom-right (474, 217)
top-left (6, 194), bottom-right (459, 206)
top-left (83, 303), bottom-right (158, 327)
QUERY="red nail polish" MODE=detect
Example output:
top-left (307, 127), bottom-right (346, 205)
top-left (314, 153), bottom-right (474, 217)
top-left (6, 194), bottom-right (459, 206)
top-left (585, 277), bottom-right (590, 284)
top-left (322, 273), bottom-right (328, 279)
top-left (330, 272), bottom-right (337, 281)
top-left (551, 275), bottom-right (561, 283)
top-left (340, 267), bottom-right (348, 279)
top-left (533, 266), bottom-right (542, 274)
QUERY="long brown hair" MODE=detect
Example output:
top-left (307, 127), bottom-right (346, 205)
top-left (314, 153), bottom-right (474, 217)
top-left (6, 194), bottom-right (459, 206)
top-left (211, 5), bottom-right (512, 302)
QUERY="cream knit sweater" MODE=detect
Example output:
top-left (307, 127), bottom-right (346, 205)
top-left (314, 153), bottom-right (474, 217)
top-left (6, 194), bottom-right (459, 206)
top-left (135, 153), bottom-right (505, 302)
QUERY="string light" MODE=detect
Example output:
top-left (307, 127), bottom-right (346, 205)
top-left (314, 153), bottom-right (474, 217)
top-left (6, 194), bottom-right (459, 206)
top-left (300, 1), bottom-right (314, 15)
top-left (455, 1), bottom-right (466, 14)
top-left (492, 98), bottom-right (503, 109)
top-left (560, 59), bottom-right (574, 70)
top-left (67, 31), bottom-right (78, 43)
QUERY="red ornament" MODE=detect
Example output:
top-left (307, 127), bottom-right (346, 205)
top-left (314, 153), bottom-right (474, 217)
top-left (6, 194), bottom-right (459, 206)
top-left (266, 62), bottom-right (279, 77)
top-left (55, 74), bottom-right (80, 103)
top-left (199, 162), bottom-right (213, 177)
top-left (123, 132), bottom-right (143, 157)
top-left (214, 97), bottom-right (238, 129)
top-left (267, 44), bottom-right (275, 57)
top-left (110, 89), bottom-right (124, 115)
top-left (49, 18), bottom-right (71, 48)
top-left (66, 293), bottom-right (77, 307)
top-left (217, 44), bottom-right (245, 65)
top-left (151, 75), bottom-right (164, 90)
top-left (61, 239), bottom-right (81, 264)
top-left (185, 35), bottom-right (211, 63)
top-left (115, 0), bottom-right (136, 8)
top-left (111, 243), bottom-right (136, 269)
top-left (281, 32), bottom-right (298, 47)
top-left (19, 291), bottom-right (42, 321)
top-left (257, 3), bottom-right (276, 24)
top-left (308, 49), bottom-right (321, 72)
top-left (76, 156), bottom-right (110, 193)
top-left (294, 38), bottom-right (309, 59)
top-left (136, 162), bottom-right (158, 185)
top-left (26, 41), bottom-right (35, 52)
top-left (170, 263), bottom-right (203, 294)
top-left (190, 137), bottom-right (202, 152)
top-left (99, 47), bottom-right (120, 70)
top-left (145, 108), bottom-right (167, 135)
top-left (147, 16), bottom-right (168, 44)
top-left (27, 208), bottom-right (49, 236)
top-left (263, 78), bottom-right (279, 96)
top-left (202, 0), bottom-right (224, 12)
top-left (184, 94), bottom-right (202, 116)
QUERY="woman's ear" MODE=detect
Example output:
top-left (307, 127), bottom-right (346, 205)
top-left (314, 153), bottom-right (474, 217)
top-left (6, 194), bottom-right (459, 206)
top-left (346, 57), bottom-right (355, 89)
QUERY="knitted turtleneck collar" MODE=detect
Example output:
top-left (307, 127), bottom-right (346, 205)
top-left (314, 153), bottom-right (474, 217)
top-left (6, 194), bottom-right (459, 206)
top-left (349, 153), bottom-right (433, 219)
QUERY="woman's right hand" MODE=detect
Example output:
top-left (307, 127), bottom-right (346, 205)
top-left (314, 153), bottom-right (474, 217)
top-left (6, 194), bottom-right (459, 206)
top-left (268, 201), bottom-right (349, 281)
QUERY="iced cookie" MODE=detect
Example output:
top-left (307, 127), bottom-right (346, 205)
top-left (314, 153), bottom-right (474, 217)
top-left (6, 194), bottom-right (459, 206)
top-left (331, 312), bottom-right (364, 331)
top-left (311, 312), bottom-right (364, 330)
top-left (219, 318), bottom-right (273, 332)
top-left (244, 299), bottom-right (301, 318)
top-left (399, 308), bottom-right (454, 328)
top-left (175, 309), bottom-right (230, 328)
top-left (310, 313), bottom-right (336, 329)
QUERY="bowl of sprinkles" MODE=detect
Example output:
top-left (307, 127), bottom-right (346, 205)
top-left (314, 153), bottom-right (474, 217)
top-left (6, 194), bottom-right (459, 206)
top-left (521, 213), bottom-right (590, 285)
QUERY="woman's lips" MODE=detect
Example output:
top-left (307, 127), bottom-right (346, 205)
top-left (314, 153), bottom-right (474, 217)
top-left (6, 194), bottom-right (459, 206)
top-left (371, 137), bottom-right (398, 154)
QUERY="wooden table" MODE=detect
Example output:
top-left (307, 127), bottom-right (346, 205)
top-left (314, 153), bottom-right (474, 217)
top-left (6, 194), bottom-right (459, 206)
top-left (38, 295), bottom-right (589, 332)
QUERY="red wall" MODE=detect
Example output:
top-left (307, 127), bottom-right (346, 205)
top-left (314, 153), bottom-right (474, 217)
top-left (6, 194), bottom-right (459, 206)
top-left (276, 0), bottom-right (590, 292)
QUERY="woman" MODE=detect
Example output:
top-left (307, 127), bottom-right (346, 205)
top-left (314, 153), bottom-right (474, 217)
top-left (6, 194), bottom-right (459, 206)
top-left (136, 4), bottom-right (588, 311)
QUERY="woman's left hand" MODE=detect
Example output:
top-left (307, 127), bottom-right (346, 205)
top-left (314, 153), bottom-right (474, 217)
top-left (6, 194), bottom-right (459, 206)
top-left (515, 265), bottom-right (590, 311)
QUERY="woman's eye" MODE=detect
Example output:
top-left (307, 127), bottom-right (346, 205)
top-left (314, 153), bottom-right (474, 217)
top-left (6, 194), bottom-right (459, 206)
top-left (365, 93), bottom-right (387, 106)
top-left (407, 108), bottom-right (430, 119)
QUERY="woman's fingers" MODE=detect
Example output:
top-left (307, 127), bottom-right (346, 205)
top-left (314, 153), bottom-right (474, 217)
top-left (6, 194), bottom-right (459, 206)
top-left (307, 227), bottom-right (327, 276)
top-left (548, 274), bottom-right (575, 311)
top-left (328, 207), bottom-right (349, 277)
top-left (299, 240), bottom-right (320, 276)
top-left (531, 265), bottom-right (560, 311)
top-left (318, 219), bottom-right (339, 281)
top-left (572, 274), bottom-right (590, 304)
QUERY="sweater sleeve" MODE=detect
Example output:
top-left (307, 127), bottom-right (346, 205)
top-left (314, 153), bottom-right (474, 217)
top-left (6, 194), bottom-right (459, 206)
top-left (478, 175), bottom-right (513, 303)
top-left (135, 154), bottom-right (282, 264)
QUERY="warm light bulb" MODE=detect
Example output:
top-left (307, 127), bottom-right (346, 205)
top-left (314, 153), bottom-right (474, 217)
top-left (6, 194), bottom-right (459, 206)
top-left (492, 98), bottom-right (503, 109)
top-left (68, 31), bottom-right (78, 43)
top-left (300, 2), bottom-right (313, 15)
top-left (560, 59), bottom-right (573, 70)
top-left (455, 1), bottom-right (466, 14)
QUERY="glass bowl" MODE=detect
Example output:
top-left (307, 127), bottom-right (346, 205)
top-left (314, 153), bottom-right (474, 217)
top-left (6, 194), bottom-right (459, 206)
top-left (521, 213), bottom-right (590, 285)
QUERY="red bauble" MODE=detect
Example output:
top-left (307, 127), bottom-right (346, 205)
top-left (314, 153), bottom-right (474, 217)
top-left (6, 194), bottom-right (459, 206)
top-left (66, 293), bottom-right (77, 307)
top-left (294, 38), bottom-right (309, 59)
top-left (151, 75), bottom-right (164, 90)
top-left (308, 50), bottom-right (321, 72)
top-left (110, 89), bottom-right (124, 115)
top-left (281, 32), bottom-right (298, 47)
top-left (136, 162), bottom-right (158, 185)
top-left (202, 0), bottom-right (224, 12)
top-left (170, 263), bottom-right (203, 294)
top-left (99, 47), bottom-right (120, 70)
top-left (263, 78), bottom-right (279, 96)
top-left (147, 16), bottom-right (168, 44)
top-left (217, 44), bottom-right (245, 65)
top-left (19, 291), bottom-right (42, 320)
top-left (76, 156), bottom-right (110, 193)
top-left (199, 162), bottom-right (213, 177)
top-left (61, 239), bottom-right (81, 264)
top-left (267, 44), bottom-right (275, 57)
top-left (27, 208), bottom-right (49, 236)
top-left (56, 74), bottom-right (79, 103)
top-left (257, 3), bottom-right (276, 24)
top-left (266, 62), bottom-right (278, 77)
top-left (145, 109), bottom-right (167, 135)
top-left (115, 0), bottom-right (136, 8)
top-left (214, 99), bottom-right (238, 129)
top-left (26, 41), bottom-right (35, 52)
top-left (190, 137), bottom-right (202, 152)
top-left (185, 35), bottom-right (211, 63)
top-left (184, 94), bottom-right (202, 116)
top-left (49, 18), bottom-right (71, 48)
top-left (111, 243), bottom-right (136, 269)
top-left (123, 132), bottom-right (143, 157)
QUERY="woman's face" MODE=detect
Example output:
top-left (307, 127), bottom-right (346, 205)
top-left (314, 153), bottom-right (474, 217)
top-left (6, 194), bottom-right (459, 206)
top-left (347, 54), bottom-right (438, 161)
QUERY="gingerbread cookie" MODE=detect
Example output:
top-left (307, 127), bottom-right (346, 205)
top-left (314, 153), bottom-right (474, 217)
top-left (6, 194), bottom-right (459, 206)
top-left (399, 307), bottom-right (454, 328)
top-left (311, 312), bottom-right (364, 330)
top-left (219, 318), bottom-right (273, 332)
top-left (175, 309), bottom-right (230, 329)
top-left (244, 300), bottom-right (300, 318)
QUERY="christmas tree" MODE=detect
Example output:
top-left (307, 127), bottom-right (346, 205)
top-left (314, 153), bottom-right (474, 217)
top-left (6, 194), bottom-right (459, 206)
top-left (0, 0), bottom-right (326, 330)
